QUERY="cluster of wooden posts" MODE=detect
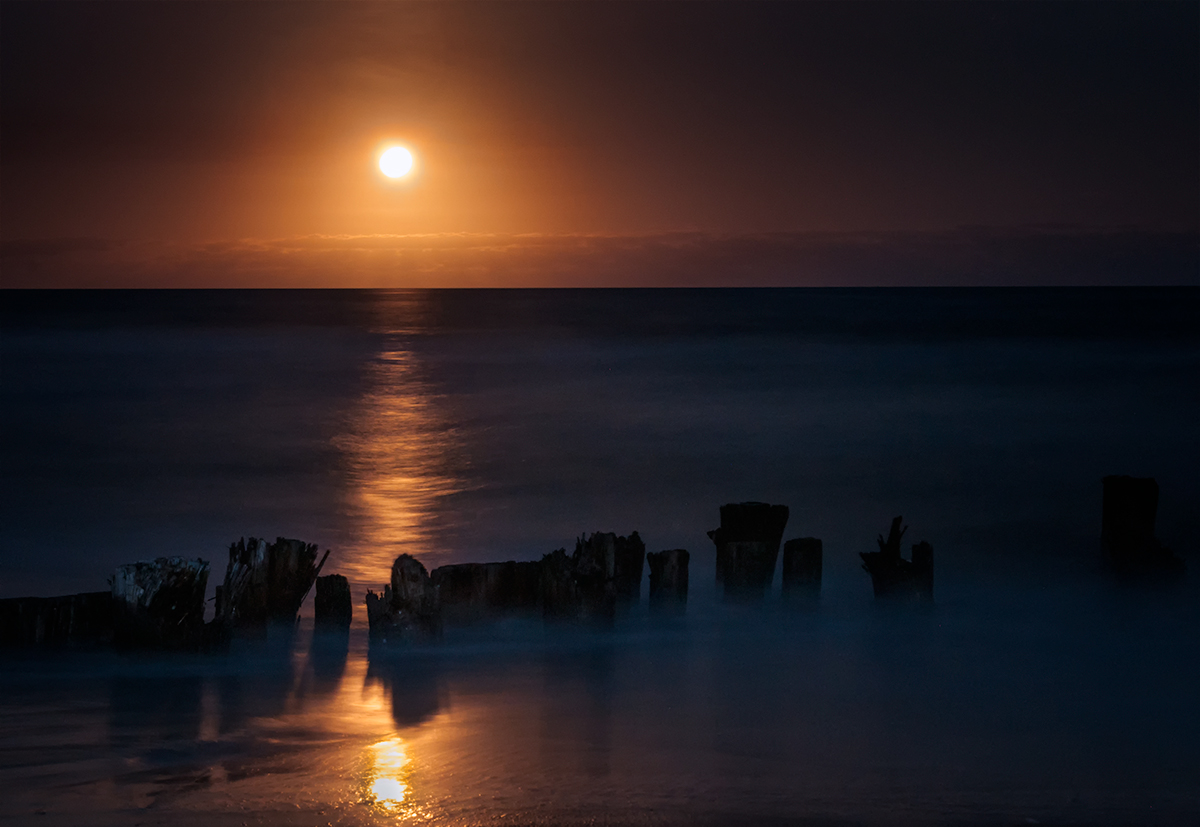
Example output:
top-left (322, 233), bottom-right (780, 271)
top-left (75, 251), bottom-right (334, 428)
top-left (360, 500), bottom-right (942, 644)
top-left (0, 476), bottom-right (1184, 651)
top-left (0, 536), bottom-right (343, 649)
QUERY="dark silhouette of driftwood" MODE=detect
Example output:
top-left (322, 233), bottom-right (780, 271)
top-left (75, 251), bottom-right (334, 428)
top-left (647, 549), bottom-right (689, 614)
top-left (1102, 476), bottom-right (1185, 579)
top-left (111, 557), bottom-right (210, 647)
top-left (859, 516), bottom-right (933, 603)
top-left (781, 538), bottom-right (823, 603)
top-left (708, 502), bottom-right (789, 600)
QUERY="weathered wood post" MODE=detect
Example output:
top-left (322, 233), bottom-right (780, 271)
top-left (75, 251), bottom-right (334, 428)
top-left (613, 532), bottom-right (646, 604)
top-left (365, 554), bottom-right (441, 644)
top-left (111, 557), bottom-right (209, 648)
top-left (708, 502), bottom-right (789, 600)
top-left (1101, 475), bottom-right (1185, 578)
top-left (572, 532), bottom-right (618, 621)
top-left (314, 574), bottom-right (352, 632)
top-left (0, 592), bottom-right (114, 648)
top-left (540, 548), bottom-right (581, 620)
top-left (430, 563), bottom-right (487, 625)
top-left (539, 531), bottom-right (643, 623)
top-left (859, 516), bottom-right (934, 602)
top-left (430, 560), bottom-right (542, 625)
top-left (781, 537), bottom-right (822, 603)
top-left (488, 560), bottom-right (543, 610)
top-left (216, 537), bottom-right (329, 633)
top-left (1102, 475), bottom-right (1158, 564)
top-left (647, 549), bottom-right (689, 614)
top-left (911, 541), bottom-right (934, 597)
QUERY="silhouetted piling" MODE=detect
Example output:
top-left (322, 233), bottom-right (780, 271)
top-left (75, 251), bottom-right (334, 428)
top-left (111, 557), bottom-right (209, 648)
top-left (366, 554), bottom-right (441, 644)
top-left (1102, 475), bottom-right (1185, 579)
top-left (430, 561), bottom-right (542, 625)
top-left (572, 532), bottom-right (618, 621)
top-left (538, 531), bottom-right (643, 623)
top-left (314, 574), bottom-right (352, 632)
top-left (611, 532), bottom-right (646, 603)
top-left (216, 537), bottom-right (329, 633)
top-left (708, 502), bottom-right (789, 600)
top-left (859, 516), bottom-right (933, 603)
top-left (540, 548), bottom-right (581, 620)
top-left (0, 591), bottom-right (114, 648)
top-left (647, 549), bottom-right (689, 614)
top-left (781, 537), bottom-right (822, 603)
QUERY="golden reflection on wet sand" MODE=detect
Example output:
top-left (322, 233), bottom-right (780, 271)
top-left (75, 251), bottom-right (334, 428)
top-left (366, 737), bottom-right (410, 810)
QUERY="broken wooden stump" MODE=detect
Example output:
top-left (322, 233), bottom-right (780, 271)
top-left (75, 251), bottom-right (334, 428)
top-left (314, 574), bottom-right (352, 633)
top-left (781, 537), bottom-right (823, 603)
top-left (540, 548), bottom-right (581, 620)
top-left (573, 532), bottom-right (618, 620)
top-left (708, 502), bottom-right (789, 600)
top-left (430, 561), bottom-right (542, 625)
top-left (646, 549), bottom-right (689, 614)
top-left (538, 531), bottom-right (643, 623)
top-left (111, 557), bottom-right (209, 648)
top-left (611, 532), bottom-right (646, 604)
top-left (215, 537), bottom-right (329, 633)
top-left (1102, 476), bottom-right (1185, 579)
top-left (366, 554), bottom-right (441, 644)
top-left (859, 516), bottom-right (933, 603)
top-left (0, 591), bottom-right (114, 648)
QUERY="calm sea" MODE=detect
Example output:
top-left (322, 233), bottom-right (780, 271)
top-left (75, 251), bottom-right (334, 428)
top-left (1, 288), bottom-right (1198, 825)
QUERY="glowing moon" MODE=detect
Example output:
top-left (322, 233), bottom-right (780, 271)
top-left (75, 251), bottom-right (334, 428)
top-left (379, 146), bottom-right (413, 178)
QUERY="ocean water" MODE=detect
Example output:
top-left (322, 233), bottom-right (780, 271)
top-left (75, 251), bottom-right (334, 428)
top-left (1, 288), bottom-right (1198, 825)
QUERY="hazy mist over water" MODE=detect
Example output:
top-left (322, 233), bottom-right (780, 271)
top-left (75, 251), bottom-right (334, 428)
top-left (2, 288), bottom-right (1198, 825)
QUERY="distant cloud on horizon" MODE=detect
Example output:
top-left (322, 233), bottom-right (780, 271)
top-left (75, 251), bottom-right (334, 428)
top-left (2, 226), bottom-right (1196, 289)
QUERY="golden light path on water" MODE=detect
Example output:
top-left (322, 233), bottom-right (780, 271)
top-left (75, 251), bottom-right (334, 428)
top-left (335, 292), bottom-right (465, 601)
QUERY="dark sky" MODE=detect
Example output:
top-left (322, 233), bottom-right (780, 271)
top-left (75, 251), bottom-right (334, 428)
top-left (1, 1), bottom-right (1196, 286)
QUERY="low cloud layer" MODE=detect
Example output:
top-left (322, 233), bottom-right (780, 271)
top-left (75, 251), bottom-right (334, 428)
top-left (3, 226), bottom-right (1196, 288)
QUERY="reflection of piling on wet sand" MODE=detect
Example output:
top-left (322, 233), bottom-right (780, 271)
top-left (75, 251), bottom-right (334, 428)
top-left (860, 516), bottom-right (933, 603)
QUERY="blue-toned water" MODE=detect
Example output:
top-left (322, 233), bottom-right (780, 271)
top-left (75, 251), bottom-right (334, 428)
top-left (1, 288), bottom-right (1198, 825)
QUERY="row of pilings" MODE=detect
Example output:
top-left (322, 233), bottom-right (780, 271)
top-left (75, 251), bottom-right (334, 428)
top-left (362, 475), bottom-right (1185, 644)
top-left (360, 501), bottom-right (934, 645)
top-left (0, 476), bottom-right (1184, 650)
top-left (0, 536), bottom-right (334, 649)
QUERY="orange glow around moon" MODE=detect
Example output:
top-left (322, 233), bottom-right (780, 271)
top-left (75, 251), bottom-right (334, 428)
top-left (379, 146), bottom-right (414, 178)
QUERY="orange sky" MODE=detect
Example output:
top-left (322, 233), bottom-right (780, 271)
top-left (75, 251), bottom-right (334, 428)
top-left (1, 2), bottom-right (1196, 287)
